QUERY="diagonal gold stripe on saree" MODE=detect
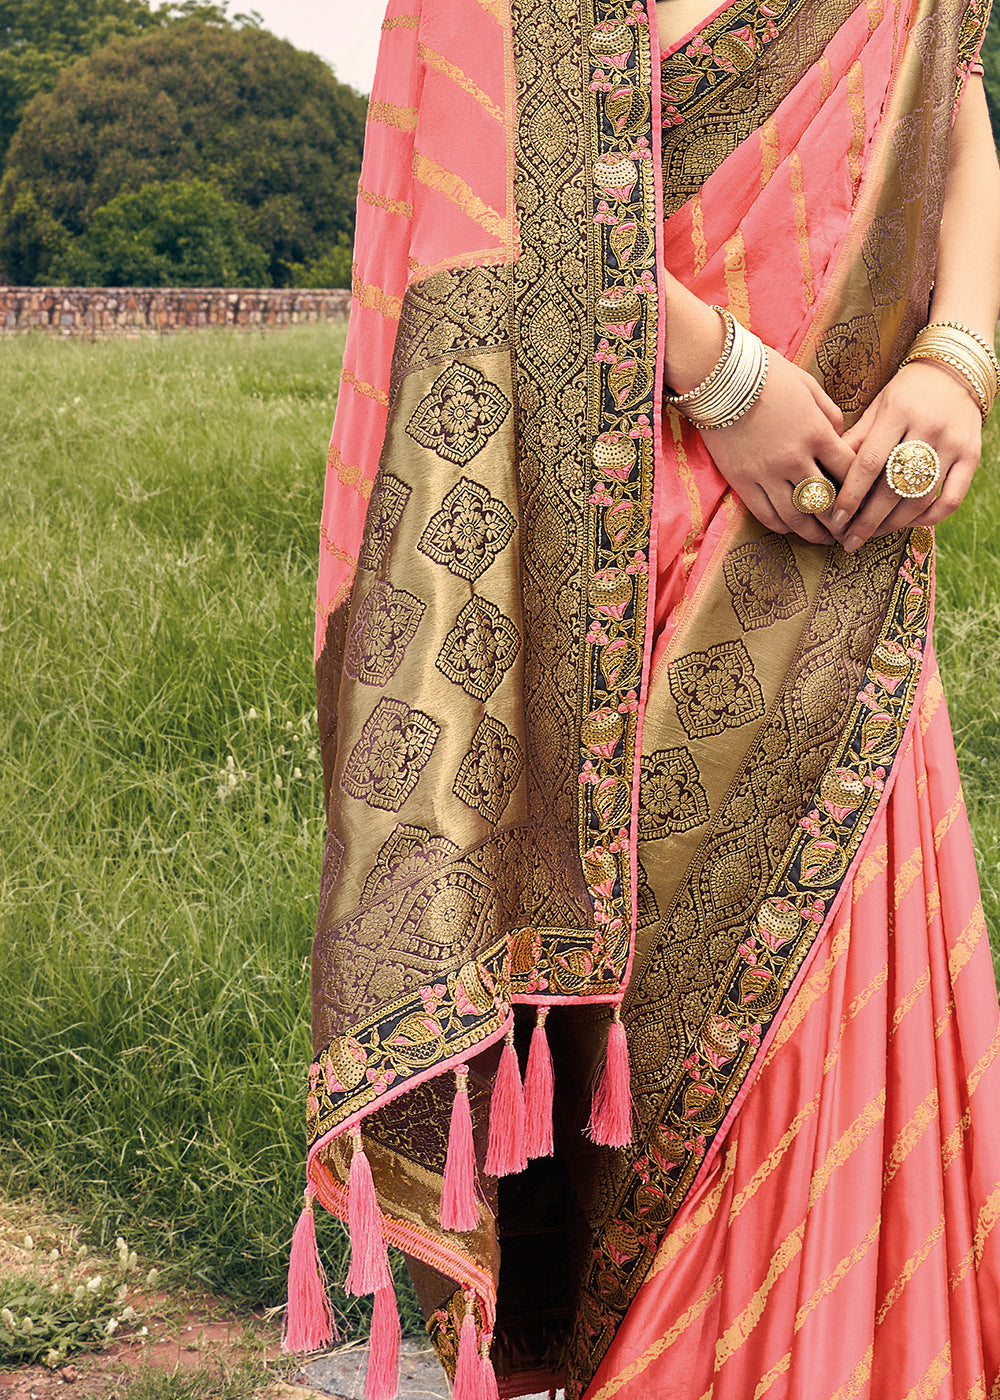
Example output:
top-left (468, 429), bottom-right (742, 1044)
top-left (964, 1374), bottom-right (987, 1400)
top-left (647, 1143), bottom-right (737, 1282)
top-left (919, 670), bottom-right (945, 734)
top-left (904, 1343), bottom-right (951, 1400)
top-left (788, 150), bottom-right (815, 304)
top-left (828, 1345), bottom-right (873, 1400)
top-left (472, 0), bottom-right (505, 20)
top-left (883, 1090), bottom-right (938, 1189)
top-left (691, 193), bottom-right (708, 274)
top-left (794, 1217), bottom-right (882, 1332)
top-left (754, 1352), bottom-right (790, 1400)
top-left (382, 13), bottom-right (419, 28)
top-left (876, 1217), bottom-right (945, 1325)
top-left (412, 151), bottom-right (505, 237)
top-left (759, 115), bottom-right (780, 187)
top-left (763, 923), bottom-right (852, 1065)
top-left (942, 1107), bottom-right (972, 1174)
top-left (846, 61), bottom-right (867, 190)
top-left (418, 44), bottom-right (505, 121)
top-left (724, 231), bottom-right (752, 329)
top-left (319, 526), bottom-right (358, 568)
top-left (823, 966), bottom-right (888, 1075)
top-left (351, 269), bottom-right (403, 322)
top-left (327, 444), bottom-right (373, 501)
top-left (368, 100), bottom-right (419, 131)
top-left (934, 787), bottom-right (966, 851)
top-left (715, 1092), bottom-right (885, 1369)
top-left (341, 369), bottom-right (390, 408)
top-left (949, 900), bottom-right (986, 982)
top-left (950, 1183), bottom-right (1000, 1290)
top-left (359, 184), bottom-right (414, 220)
top-left (585, 1275), bottom-right (724, 1400)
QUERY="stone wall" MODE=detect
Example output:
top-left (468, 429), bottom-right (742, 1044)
top-left (0, 286), bottom-right (351, 336)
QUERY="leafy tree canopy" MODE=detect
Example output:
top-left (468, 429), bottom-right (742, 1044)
top-left (0, 20), bottom-right (367, 286)
top-left (0, 0), bottom-right (233, 167)
top-left (47, 177), bottom-right (271, 287)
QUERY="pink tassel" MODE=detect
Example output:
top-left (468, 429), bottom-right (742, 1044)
top-left (453, 1295), bottom-right (481, 1400)
top-left (480, 1336), bottom-right (500, 1400)
top-left (523, 1008), bottom-right (554, 1159)
top-left (484, 1029), bottom-right (527, 1177)
top-left (282, 1184), bottom-right (334, 1353)
top-left (345, 1128), bottom-right (392, 1295)
top-left (441, 1065), bottom-right (478, 1232)
top-left (588, 1008), bottom-right (633, 1147)
top-left (366, 1280), bottom-right (401, 1400)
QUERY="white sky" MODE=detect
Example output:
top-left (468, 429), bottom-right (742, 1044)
top-left (156, 1), bottom-right (385, 92)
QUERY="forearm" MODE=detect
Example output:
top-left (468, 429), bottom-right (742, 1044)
top-left (927, 78), bottom-right (1000, 343)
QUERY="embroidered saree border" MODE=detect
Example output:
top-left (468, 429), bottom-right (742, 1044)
top-left (659, 0), bottom-right (857, 216)
top-left (566, 528), bottom-right (934, 1395)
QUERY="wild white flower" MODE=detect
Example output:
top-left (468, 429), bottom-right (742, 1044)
top-left (1, 1307), bottom-right (16, 1328)
top-left (145, 1268), bottom-right (159, 1287)
top-left (87, 1274), bottom-right (103, 1292)
top-left (45, 1349), bottom-right (61, 1367)
top-left (116, 1283), bottom-right (129, 1302)
top-left (49, 1248), bottom-right (60, 1262)
top-left (105, 1317), bottom-right (119, 1336)
top-left (247, 707), bottom-right (258, 721)
top-left (275, 775), bottom-right (283, 789)
top-left (226, 755), bottom-right (236, 772)
top-left (78, 1244), bottom-right (88, 1258)
top-left (128, 1252), bottom-right (138, 1272)
top-left (23, 1234), bottom-right (34, 1251)
top-left (22, 1316), bottom-right (33, 1335)
top-left (73, 1285), bottom-right (87, 1302)
top-left (227, 772), bottom-right (237, 789)
top-left (119, 1305), bottom-right (137, 1323)
top-left (293, 767), bottom-right (302, 779)
top-left (116, 1237), bottom-right (127, 1254)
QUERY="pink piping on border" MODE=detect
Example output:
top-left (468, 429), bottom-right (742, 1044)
top-left (688, 543), bottom-right (936, 1198)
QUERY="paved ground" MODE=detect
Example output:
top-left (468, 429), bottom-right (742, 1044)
top-left (297, 1341), bottom-right (560, 1400)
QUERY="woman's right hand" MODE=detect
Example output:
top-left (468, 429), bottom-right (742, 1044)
top-left (697, 349), bottom-right (855, 546)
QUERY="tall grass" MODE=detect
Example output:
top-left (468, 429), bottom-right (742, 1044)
top-left (0, 328), bottom-right (997, 1327)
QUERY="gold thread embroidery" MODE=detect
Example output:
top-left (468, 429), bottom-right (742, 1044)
top-left (418, 44), bottom-right (505, 122)
top-left (904, 1345), bottom-right (952, 1400)
top-left (934, 787), bottom-right (965, 850)
top-left (893, 844), bottom-right (923, 910)
top-left (341, 369), bottom-right (390, 408)
top-left (351, 268), bottom-right (403, 322)
top-left (877, 1218), bottom-right (944, 1324)
top-left (866, 0), bottom-right (884, 29)
top-left (968, 1022), bottom-right (1000, 1097)
top-left (382, 13), bottom-right (419, 29)
top-left (412, 150), bottom-right (505, 237)
top-left (759, 116), bottom-right (780, 187)
top-left (319, 526), bottom-right (358, 568)
top-left (368, 100), bottom-right (419, 131)
top-left (808, 1091), bottom-right (885, 1206)
top-left (890, 967), bottom-right (930, 1038)
top-left (586, 1275), bottom-right (724, 1400)
top-left (730, 1097), bottom-right (821, 1219)
top-left (823, 966), bottom-right (887, 1074)
top-left (691, 193), bottom-right (708, 274)
top-left (327, 443), bottom-right (374, 500)
top-left (794, 1218), bottom-right (882, 1331)
top-left (648, 1144), bottom-right (738, 1281)
top-left (753, 1354), bottom-right (790, 1400)
top-left (359, 184), bottom-right (414, 220)
top-left (724, 231), bottom-right (752, 330)
top-left (763, 923), bottom-right (851, 1065)
top-left (829, 1346), bottom-right (874, 1400)
top-left (714, 1225), bottom-right (804, 1368)
top-left (789, 151), bottom-right (816, 304)
top-left (948, 900), bottom-right (986, 982)
top-left (473, 0), bottom-right (505, 21)
top-left (920, 670), bottom-right (945, 733)
top-left (846, 61), bottom-right (866, 192)
top-left (819, 53), bottom-right (833, 104)
top-left (883, 1089), bottom-right (938, 1188)
top-left (942, 1107), bottom-right (972, 1173)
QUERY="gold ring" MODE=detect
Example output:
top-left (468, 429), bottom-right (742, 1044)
top-left (791, 477), bottom-right (837, 514)
top-left (884, 440), bottom-right (941, 499)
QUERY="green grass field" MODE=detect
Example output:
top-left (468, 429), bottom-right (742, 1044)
top-left (0, 327), bottom-right (997, 1329)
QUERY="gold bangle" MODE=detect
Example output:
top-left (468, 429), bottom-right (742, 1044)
top-left (667, 307), bottom-right (770, 430)
top-left (665, 307), bottom-right (735, 406)
top-left (901, 347), bottom-right (990, 420)
top-left (922, 322), bottom-right (1000, 393)
top-left (904, 322), bottom-right (998, 420)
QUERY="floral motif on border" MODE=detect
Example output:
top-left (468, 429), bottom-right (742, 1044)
top-left (565, 527), bottom-right (934, 1397)
top-left (307, 940), bottom-right (509, 1149)
top-left (576, 0), bottom-right (658, 988)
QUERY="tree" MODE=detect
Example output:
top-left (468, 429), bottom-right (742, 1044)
top-left (47, 178), bottom-right (270, 286)
top-left (979, 13), bottom-right (1000, 154)
top-left (0, 0), bottom-right (232, 170)
top-left (0, 19), bottom-right (366, 285)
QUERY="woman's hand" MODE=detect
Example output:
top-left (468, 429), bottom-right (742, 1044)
top-left (698, 349), bottom-right (856, 546)
top-left (828, 361), bottom-right (983, 551)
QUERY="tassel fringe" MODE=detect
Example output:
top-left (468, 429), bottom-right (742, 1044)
top-left (453, 1294), bottom-right (481, 1400)
top-left (282, 1184), bottom-right (334, 1354)
top-left (523, 1007), bottom-right (554, 1159)
top-left (485, 1029), bottom-right (527, 1177)
top-left (441, 1065), bottom-right (478, 1231)
top-left (588, 1008), bottom-right (633, 1147)
top-left (345, 1128), bottom-right (392, 1295)
top-left (366, 1280), bottom-right (401, 1400)
top-left (480, 1336), bottom-right (500, 1400)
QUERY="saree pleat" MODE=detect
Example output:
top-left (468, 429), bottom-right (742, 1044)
top-left (585, 666), bottom-right (1000, 1399)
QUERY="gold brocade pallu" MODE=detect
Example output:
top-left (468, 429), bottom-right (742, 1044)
top-left (299, 0), bottom-right (993, 1396)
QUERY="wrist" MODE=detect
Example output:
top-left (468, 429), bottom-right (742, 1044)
top-left (663, 294), bottom-right (728, 394)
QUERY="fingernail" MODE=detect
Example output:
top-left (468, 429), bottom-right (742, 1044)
top-left (844, 533), bottom-right (860, 552)
top-left (831, 508), bottom-right (847, 530)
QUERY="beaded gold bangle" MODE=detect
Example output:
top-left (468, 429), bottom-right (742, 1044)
top-left (901, 322), bottom-right (999, 421)
top-left (665, 305), bottom-right (770, 429)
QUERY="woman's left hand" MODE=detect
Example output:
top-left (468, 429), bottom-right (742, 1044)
top-left (827, 359), bottom-right (983, 551)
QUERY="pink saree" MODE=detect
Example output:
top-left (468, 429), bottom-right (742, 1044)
top-left (304, 0), bottom-right (1000, 1396)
